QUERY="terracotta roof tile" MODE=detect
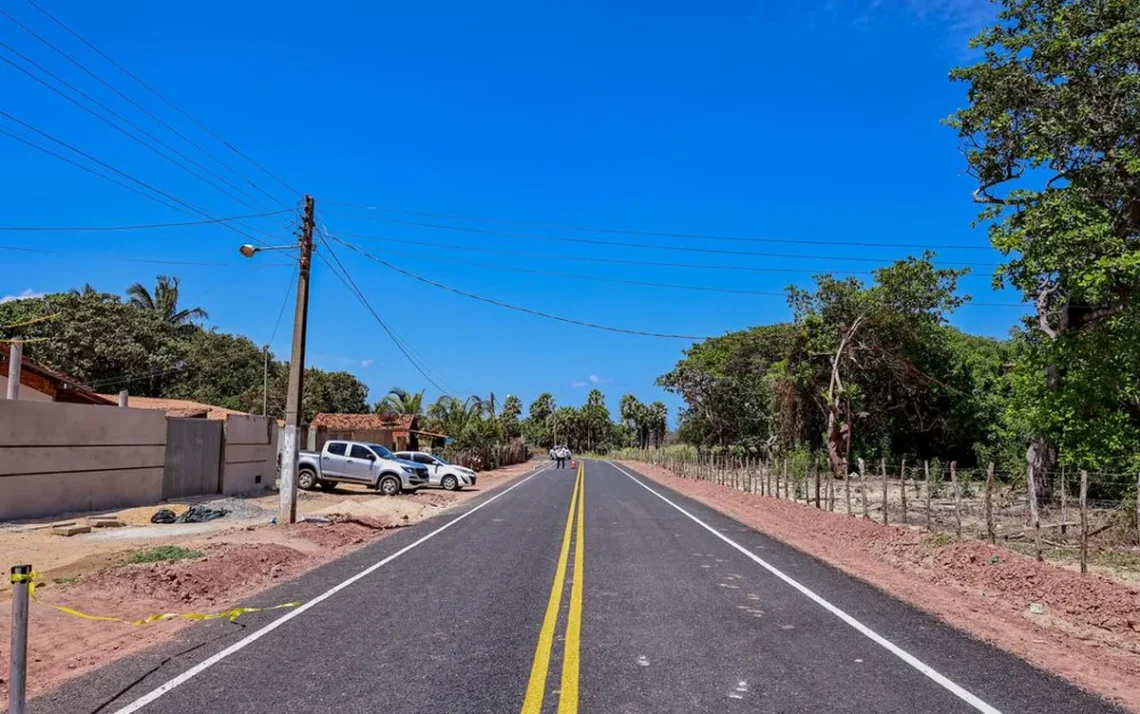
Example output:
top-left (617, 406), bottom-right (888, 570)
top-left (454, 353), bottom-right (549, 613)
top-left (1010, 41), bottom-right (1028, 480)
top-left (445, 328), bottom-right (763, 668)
top-left (96, 394), bottom-right (247, 420)
top-left (310, 413), bottom-right (415, 431)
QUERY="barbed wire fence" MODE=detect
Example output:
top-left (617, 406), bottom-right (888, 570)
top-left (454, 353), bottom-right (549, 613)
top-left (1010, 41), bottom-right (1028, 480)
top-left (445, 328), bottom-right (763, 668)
top-left (617, 449), bottom-right (1140, 574)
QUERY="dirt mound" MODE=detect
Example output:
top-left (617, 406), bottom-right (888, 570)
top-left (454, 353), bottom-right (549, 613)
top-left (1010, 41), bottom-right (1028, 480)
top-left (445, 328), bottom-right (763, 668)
top-left (930, 541), bottom-right (1140, 637)
top-left (68, 544), bottom-right (306, 611)
top-left (286, 517), bottom-right (395, 549)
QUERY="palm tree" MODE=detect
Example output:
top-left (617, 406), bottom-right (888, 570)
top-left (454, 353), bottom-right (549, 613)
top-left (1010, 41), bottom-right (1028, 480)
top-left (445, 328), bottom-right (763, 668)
top-left (377, 386), bottom-right (425, 416)
top-left (67, 283), bottom-right (98, 297)
top-left (126, 275), bottom-right (208, 326)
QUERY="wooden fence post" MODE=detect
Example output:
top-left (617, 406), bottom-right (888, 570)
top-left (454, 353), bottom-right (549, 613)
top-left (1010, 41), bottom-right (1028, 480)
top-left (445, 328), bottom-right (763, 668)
top-left (900, 459), bottom-right (908, 525)
top-left (1060, 465), bottom-right (1068, 539)
top-left (880, 458), bottom-right (889, 526)
top-left (1026, 463), bottom-right (1042, 562)
top-left (950, 461), bottom-right (962, 539)
top-left (844, 464), bottom-right (853, 516)
top-left (814, 456), bottom-right (821, 508)
top-left (924, 460), bottom-right (932, 531)
top-left (778, 459), bottom-right (785, 499)
top-left (858, 458), bottom-right (869, 520)
top-left (1135, 472), bottom-right (1139, 546)
top-left (1080, 470), bottom-right (1089, 574)
top-left (985, 462), bottom-right (995, 545)
top-left (827, 464), bottom-right (836, 512)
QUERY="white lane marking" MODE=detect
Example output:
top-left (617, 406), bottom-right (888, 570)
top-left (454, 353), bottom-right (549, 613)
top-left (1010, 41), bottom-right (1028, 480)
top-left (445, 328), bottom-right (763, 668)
top-left (112, 462), bottom-right (553, 713)
top-left (609, 462), bottom-right (1003, 714)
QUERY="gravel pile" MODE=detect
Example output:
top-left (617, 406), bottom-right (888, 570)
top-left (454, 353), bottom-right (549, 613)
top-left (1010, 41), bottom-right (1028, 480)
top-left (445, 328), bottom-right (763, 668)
top-left (199, 497), bottom-right (268, 520)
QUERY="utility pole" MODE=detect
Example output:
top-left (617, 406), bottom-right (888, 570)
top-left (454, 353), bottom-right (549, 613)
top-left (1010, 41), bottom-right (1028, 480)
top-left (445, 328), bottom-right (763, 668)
top-left (279, 195), bottom-right (314, 525)
top-left (262, 345), bottom-right (270, 416)
top-left (6, 339), bottom-right (22, 399)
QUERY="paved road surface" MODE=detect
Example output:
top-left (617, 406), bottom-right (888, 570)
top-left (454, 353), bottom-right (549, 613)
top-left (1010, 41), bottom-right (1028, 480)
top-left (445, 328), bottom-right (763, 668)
top-left (31, 460), bottom-right (1122, 714)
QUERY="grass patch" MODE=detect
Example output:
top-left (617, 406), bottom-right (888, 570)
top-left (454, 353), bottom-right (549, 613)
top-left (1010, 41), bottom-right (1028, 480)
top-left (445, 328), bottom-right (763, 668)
top-left (52, 576), bottom-right (79, 585)
top-left (1039, 547), bottom-right (1140, 571)
top-left (126, 545), bottom-right (204, 564)
top-left (926, 532), bottom-right (956, 547)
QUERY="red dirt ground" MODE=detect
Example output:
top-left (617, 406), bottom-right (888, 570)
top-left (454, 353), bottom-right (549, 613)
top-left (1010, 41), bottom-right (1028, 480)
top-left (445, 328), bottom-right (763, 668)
top-left (619, 460), bottom-right (1140, 712)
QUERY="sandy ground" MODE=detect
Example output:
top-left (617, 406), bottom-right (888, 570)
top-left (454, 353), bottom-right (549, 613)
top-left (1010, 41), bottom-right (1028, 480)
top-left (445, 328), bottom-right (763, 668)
top-left (619, 460), bottom-right (1140, 713)
top-left (0, 459), bottom-right (538, 703)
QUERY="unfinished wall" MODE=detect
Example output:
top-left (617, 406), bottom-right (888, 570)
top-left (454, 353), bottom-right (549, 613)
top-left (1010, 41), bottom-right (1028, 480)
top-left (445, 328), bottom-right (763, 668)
top-left (221, 414), bottom-right (276, 495)
top-left (0, 400), bottom-right (166, 521)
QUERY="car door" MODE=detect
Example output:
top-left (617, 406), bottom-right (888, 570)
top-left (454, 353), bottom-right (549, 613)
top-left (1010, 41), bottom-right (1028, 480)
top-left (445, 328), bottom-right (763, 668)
top-left (320, 441), bottom-right (350, 478)
top-left (343, 444), bottom-right (377, 482)
top-left (413, 453), bottom-right (442, 485)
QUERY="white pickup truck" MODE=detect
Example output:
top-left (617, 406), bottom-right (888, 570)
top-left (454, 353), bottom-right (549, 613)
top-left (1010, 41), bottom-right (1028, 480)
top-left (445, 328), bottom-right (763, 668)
top-left (296, 440), bottom-right (429, 495)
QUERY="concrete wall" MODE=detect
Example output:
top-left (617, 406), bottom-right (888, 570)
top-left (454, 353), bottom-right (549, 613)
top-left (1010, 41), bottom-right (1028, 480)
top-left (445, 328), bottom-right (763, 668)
top-left (0, 375), bottom-right (52, 401)
top-left (0, 400), bottom-right (166, 521)
top-left (221, 414), bottom-right (276, 495)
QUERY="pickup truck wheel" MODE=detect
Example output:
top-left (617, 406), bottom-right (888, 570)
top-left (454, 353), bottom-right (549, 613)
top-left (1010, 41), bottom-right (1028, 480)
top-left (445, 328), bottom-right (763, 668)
top-left (441, 474), bottom-right (459, 491)
top-left (297, 468), bottom-right (317, 490)
top-left (378, 475), bottom-right (401, 496)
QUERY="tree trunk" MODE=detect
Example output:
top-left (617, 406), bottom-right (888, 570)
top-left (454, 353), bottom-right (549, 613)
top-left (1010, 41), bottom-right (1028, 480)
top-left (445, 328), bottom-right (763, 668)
top-left (1026, 434), bottom-right (1057, 504)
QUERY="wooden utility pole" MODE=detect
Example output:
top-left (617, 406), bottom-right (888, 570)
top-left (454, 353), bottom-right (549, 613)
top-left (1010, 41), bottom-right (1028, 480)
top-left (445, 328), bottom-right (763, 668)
top-left (6, 339), bottom-right (22, 399)
top-left (262, 345), bottom-right (270, 416)
top-left (279, 195), bottom-right (314, 526)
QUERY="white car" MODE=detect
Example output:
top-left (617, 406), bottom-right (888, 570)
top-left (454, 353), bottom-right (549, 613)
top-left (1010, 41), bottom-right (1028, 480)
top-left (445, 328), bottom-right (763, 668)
top-left (395, 451), bottom-right (477, 491)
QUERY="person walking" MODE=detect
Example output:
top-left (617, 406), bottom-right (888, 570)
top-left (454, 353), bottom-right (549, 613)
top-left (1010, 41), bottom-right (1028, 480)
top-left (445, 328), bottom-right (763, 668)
top-left (554, 445), bottom-right (568, 469)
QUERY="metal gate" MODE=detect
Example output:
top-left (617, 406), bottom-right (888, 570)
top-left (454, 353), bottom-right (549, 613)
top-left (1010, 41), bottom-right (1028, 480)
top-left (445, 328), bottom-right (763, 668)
top-left (163, 418), bottom-right (223, 499)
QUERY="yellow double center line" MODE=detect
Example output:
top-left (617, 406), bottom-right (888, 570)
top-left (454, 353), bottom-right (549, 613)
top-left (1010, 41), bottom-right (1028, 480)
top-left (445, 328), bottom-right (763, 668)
top-left (520, 461), bottom-right (585, 714)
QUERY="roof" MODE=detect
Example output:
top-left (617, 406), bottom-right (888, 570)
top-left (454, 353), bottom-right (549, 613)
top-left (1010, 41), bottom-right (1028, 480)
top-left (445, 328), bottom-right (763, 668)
top-left (0, 344), bottom-right (113, 405)
top-left (310, 412), bottom-right (416, 432)
top-left (96, 394), bottom-right (247, 420)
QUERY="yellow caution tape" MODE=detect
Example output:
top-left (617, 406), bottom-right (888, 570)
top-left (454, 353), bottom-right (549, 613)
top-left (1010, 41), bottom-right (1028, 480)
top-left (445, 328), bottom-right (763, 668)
top-left (9, 571), bottom-right (300, 625)
top-left (0, 312), bottom-right (60, 330)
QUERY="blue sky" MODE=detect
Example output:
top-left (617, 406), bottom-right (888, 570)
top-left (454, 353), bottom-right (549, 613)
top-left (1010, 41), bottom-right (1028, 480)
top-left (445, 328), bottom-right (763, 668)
top-left (0, 0), bottom-right (1013, 421)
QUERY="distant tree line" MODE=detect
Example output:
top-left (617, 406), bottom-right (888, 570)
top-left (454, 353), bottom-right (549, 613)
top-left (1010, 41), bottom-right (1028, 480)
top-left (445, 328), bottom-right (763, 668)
top-left (0, 275), bottom-right (369, 421)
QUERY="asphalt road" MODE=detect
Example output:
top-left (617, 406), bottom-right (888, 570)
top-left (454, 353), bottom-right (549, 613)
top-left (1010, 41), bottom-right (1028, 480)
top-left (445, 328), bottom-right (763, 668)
top-left (28, 459), bottom-right (1123, 714)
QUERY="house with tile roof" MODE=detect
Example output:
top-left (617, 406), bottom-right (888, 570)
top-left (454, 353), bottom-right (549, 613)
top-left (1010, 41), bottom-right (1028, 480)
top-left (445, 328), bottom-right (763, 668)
top-left (0, 343), bottom-right (113, 405)
top-left (308, 412), bottom-right (446, 452)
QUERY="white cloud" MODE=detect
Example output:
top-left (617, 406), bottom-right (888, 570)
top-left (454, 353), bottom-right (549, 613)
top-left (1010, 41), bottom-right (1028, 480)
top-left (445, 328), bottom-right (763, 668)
top-left (571, 381), bottom-right (587, 388)
top-left (589, 375), bottom-right (602, 384)
top-left (0, 289), bottom-right (44, 304)
top-left (360, 359), bottom-right (375, 368)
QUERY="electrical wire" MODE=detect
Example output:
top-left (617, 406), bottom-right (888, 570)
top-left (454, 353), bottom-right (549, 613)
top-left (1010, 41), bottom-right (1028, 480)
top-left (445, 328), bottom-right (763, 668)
top-left (4, 3), bottom-right (294, 206)
top-left (19, 0), bottom-right (300, 199)
top-left (323, 203), bottom-right (998, 252)
top-left (0, 110), bottom-right (270, 246)
top-left (0, 209), bottom-right (292, 232)
top-left (328, 236), bottom-right (715, 340)
top-left (333, 230), bottom-right (998, 278)
top-left (332, 214), bottom-right (1002, 268)
top-left (267, 268), bottom-right (296, 347)
top-left (0, 40), bottom-right (272, 214)
top-left (314, 234), bottom-right (453, 393)
top-left (0, 244), bottom-right (293, 268)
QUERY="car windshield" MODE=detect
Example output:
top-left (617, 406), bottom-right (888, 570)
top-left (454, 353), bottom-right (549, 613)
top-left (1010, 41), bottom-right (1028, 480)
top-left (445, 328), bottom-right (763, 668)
top-left (368, 444), bottom-right (395, 459)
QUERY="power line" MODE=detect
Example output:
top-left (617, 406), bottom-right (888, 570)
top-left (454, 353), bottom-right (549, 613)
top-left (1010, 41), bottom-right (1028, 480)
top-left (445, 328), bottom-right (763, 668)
top-left (0, 244), bottom-right (293, 268)
top-left (328, 236), bottom-right (714, 340)
top-left (313, 235), bottom-right (453, 393)
top-left (0, 209), bottom-right (291, 232)
top-left (0, 125), bottom-right (192, 216)
top-left (267, 268), bottom-right (296, 347)
top-left (3, 3), bottom-right (293, 207)
top-left (323, 203), bottom-right (998, 252)
top-left (331, 214), bottom-right (1002, 267)
top-left (356, 245), bottom-right (1031, 307)
top-left (19, 0), bottom-right (300, 199)
top-left (0, 109), bottom-right (270, 246)
top-left (333, 230), bottom-right (1000, 277)
top-left (0, 39), bottom-right (273, 214)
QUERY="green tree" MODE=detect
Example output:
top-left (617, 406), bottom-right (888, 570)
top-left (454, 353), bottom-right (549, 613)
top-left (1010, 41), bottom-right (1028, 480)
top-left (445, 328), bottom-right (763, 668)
top-left (500, 394), bottom-right (523, 440)
top-left (524, 392), bottom-right (557, 448)
top-left (647, 401), bottom-right (668, 448)
top-left (167, 329), bottom-right (264, 410)
top-left (126, 275), bottom-right (208, 327)
top-left (949, 0), bottom-right (1140, 471)
top-left (377, 387), bottom-right (426, 416)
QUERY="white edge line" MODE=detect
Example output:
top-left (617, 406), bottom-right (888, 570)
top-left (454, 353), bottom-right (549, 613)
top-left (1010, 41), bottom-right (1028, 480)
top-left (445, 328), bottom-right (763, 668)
top-left (608, 461), bottom-right (1003, 714)
top-left (112, 461), bottom-right (552, 714)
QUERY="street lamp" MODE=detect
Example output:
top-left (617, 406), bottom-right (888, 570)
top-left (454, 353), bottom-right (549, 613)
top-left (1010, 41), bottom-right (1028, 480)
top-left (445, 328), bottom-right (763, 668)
top-left (239, 243), bottom-right (299, 258)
